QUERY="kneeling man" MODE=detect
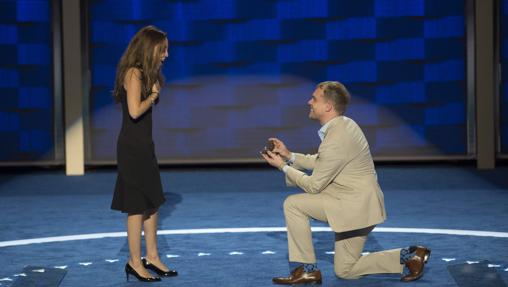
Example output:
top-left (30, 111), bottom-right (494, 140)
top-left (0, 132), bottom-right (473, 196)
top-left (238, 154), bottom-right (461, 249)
top-left (261, 81), bottom-right (430, 285)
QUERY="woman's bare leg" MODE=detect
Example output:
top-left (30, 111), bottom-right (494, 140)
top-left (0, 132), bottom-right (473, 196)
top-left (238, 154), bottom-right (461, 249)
top-left (143, 209), bottom-right (170, 271)
top-left (127, 213), bottom-right (153, 278)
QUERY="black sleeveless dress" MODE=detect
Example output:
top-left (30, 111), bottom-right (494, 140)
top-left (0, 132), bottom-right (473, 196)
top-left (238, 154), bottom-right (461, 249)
top-left (111, 88), bottom-right (165, 213)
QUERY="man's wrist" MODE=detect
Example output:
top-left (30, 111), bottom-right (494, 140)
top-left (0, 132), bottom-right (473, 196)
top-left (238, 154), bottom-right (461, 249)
top-left (285, 152), bottom-right (295, 165)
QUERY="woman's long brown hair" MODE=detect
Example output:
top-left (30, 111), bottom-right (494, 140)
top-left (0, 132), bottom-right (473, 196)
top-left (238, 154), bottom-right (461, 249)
top-left (113, 25), bottom-right (167, 102)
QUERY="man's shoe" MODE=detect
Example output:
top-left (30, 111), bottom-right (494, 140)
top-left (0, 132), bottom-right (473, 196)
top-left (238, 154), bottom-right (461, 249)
top-left (272, 266), bottom-right (322, 285)
top-left (401, 246), bottom-right (431, 282)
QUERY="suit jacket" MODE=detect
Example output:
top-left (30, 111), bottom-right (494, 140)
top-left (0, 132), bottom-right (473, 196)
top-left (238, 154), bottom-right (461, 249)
top-left (285, 116), bottom-right (386, 233)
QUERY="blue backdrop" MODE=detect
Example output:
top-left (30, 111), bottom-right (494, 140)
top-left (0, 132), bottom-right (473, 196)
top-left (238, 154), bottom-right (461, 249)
top-left (88, 0), bottom-right (468, 162)
top-left (0, 0), bottom-right (472, 163)
top-left (501, 0), bottom-right (508, 155)
top-left (0, 0), bottom-right (54, 161)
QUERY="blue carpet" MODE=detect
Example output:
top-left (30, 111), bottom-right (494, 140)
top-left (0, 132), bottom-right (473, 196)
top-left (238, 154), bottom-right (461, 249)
top-left (0, 166), bottom-right (507, 286)
top-left (11, 266), bottom-right (66, 287)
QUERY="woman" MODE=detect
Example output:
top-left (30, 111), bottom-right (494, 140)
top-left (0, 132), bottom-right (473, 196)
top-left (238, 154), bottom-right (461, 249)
top-left (111, 25), bottom-right (177, 282)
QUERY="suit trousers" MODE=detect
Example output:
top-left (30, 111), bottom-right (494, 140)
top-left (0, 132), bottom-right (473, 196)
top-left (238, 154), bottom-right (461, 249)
top-left (283, 193), bottom-right (404, 279)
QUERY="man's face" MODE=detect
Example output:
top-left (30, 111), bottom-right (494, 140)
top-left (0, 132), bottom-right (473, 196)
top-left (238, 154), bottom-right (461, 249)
top-left (308, 87), bottom-right (329, 121)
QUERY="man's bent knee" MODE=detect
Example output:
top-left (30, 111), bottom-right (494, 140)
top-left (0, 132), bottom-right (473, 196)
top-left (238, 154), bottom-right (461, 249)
top-left (283, 195), bottom-right (298, 212)
top-left (334, 265), bottom-right (360, 280)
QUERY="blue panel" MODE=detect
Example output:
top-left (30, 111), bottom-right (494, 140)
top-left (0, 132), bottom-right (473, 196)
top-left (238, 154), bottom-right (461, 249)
top-left (426, 125), bottom-right (466, 153)
top-left (18, 44), bottom-right (50, 65)
top-left (20, 110), bottom-right (52, 130)
top-left (0, 69), bottom-right (19, 87)
top-left (20, 130), bottom-right (51, 152)
top-left (328, 41), bottom-right (375, 62)
top-left (426, 39), bottom-right (464, 60)
top-left (378, 62), bottom-right (423, 82)
top-left (236, 0), bottom-right (277, 18)
top-left (277, 0), bottom-right (328, 18)
top-left (191, 21), bottom-right (226, 41)
top-left (328, 62), bottom-right (377, 83)
top-left (425, 0), bottom-right (463, 17)
top-left (375, 0), bottom-right (424, 17)
top-left (17, 0), bottom-right (49, 21)
top-left (424, 17), bottom-right (464, 38)
top-left (376, 82), bottom-right (425, 104)
top-left (0, 112), bottom-right (20, 131)
top-left (426, 82), bottom-right (465, 102)
top-left (0, 46), bottom-right (18, 65)
top-left (18, 24), bottom-right (50, 43)
top-left (281, 20), bottom-right (326, 40)
top-left (20, 66), bottom-right (52, 86)
top-left (18, 87), bottom-right (51, 109)
top-left (1, 88), bottom-right (18, 109)
top-left (329, 0), bottom-right (374, 17)
top-left (0, 25), bottom-right (17, 44)
top-left (278, 40), bottom-right (328, 62)
top-left (227, 20), bottom-right (281, 41)
top-left (376, 39), bottom-right (424, 61)
top-left (424, 60), bottom-right (464, 82)
top-left (326, 18), bottom-right (376, 40)
top-left (0, 2), bottom-right (17, 21)
top-left (236, 42), bottom-right (277, 62)
top-left (282, 62), bottom-right (327, 81)
top-left (425, 103), bottom-right (465, 125)
top-left (377, 18), bottom-right (423, 38)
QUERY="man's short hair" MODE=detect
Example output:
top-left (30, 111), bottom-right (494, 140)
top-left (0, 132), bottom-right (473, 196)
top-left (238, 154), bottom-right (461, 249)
top-left (317, 81), bottom-right (351, 115)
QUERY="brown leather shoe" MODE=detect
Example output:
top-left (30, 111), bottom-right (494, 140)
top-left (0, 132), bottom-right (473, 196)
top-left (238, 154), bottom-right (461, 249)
top-left (401, 246), bottom-right (431, 282)
top-left (272, 266), bottom-right (322, 285)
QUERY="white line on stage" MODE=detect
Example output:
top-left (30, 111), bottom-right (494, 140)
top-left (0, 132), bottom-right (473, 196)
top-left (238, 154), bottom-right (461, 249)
top-left (1, 227), bottom-right (507, 248)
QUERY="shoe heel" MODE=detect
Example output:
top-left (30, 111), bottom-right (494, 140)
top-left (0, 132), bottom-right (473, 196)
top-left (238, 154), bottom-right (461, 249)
top-left (424, 249), bottom-right (431, 263)
top-left (125, 271), bottom-right (129, 282)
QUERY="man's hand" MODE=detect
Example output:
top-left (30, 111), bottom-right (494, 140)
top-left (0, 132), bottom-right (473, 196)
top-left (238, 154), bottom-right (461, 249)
top-left (269, 138), bottom-right (291, 161)
top-left (261, 150), bottom-right (286, 170)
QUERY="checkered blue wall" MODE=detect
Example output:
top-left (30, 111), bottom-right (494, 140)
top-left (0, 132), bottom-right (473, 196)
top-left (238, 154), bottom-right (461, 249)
top-left (88, 0), bottom-right (467, 162)
top-left (0, 0), bottom-right (54, 162)
top-left (501, 0), bottom-right (508, 155)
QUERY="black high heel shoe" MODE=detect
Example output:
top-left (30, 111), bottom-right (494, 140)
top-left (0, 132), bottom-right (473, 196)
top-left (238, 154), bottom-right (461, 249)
top-left (142, 258), bottom-right (178, 277)
top-left (125, 263), bottom-right (161, 282)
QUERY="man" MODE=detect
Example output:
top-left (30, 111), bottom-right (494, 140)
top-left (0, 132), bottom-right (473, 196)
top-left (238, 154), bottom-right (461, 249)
top-left (261, 81), bottom-right (430, 285)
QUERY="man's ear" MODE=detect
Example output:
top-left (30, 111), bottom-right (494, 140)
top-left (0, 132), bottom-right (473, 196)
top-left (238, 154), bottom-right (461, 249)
top-left (325, 101), bottom-right (333, 112)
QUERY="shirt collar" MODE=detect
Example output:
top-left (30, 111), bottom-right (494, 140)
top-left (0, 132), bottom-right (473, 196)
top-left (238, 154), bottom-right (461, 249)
top-left (318, 116), bottom-right (338, 141)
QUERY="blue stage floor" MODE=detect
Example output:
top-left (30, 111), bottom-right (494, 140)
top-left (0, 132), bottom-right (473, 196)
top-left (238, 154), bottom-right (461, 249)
top-left (0, 165), bottom-right (507, 286)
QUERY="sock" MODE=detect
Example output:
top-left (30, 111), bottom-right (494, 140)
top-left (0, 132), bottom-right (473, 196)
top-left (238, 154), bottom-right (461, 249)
top-left (289, 262), bottom-right (318, 272)
top-left (303, 263), bottom-right (318, 273)
top-left (400, 246), bottom-right (417, 264)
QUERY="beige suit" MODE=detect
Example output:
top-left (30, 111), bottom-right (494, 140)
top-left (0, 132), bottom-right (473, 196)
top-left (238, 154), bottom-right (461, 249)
top-left (283, 116), bottom-right (403, 278)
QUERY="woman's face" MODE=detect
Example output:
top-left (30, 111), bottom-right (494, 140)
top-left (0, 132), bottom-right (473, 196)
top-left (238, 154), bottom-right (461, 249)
top-left (154, 38), bottom-right (169, 68)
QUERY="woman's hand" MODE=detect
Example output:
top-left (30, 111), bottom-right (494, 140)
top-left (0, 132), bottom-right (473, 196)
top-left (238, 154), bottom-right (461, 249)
top-left (151, 83), bottom-right (160, 100)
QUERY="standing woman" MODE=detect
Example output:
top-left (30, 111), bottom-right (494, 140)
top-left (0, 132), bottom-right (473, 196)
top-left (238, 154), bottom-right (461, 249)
top-left (111, 25), bottom-right (177, 282)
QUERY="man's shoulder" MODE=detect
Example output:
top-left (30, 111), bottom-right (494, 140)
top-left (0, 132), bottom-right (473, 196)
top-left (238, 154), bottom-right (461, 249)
top-left (328, 116), bottom-right (361, 133)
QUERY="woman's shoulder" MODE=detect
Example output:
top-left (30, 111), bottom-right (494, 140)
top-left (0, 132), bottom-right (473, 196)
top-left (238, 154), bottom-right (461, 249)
top-left (125, 67), bottom-right (142, 78)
